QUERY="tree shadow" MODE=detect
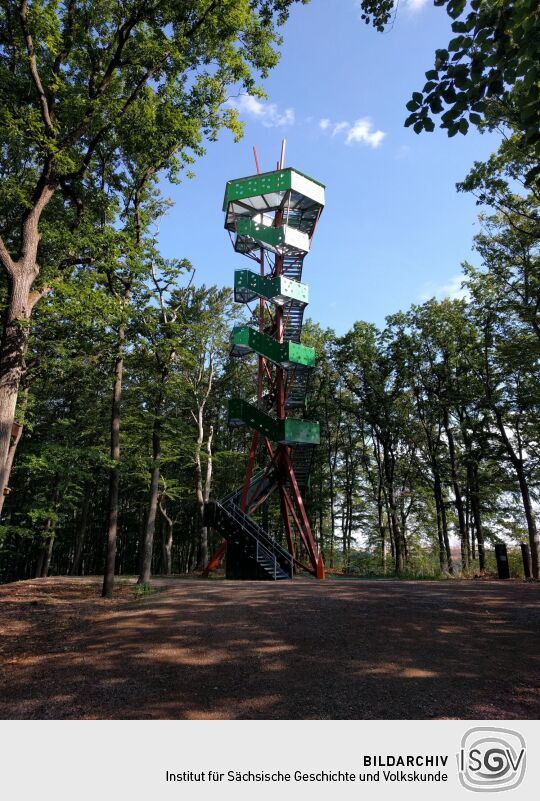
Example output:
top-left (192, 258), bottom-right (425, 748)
top-left (1, 579), bottom-right (538, 720)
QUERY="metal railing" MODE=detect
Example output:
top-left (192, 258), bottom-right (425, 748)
top-left (221, 499), bottom-right (293, 578)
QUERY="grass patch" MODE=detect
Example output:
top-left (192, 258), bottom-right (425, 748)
top-left (133, 583), bottom-right (161, 599)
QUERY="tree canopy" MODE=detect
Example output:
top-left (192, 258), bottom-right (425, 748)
top-left (360, 0), bottom-right (540, 182)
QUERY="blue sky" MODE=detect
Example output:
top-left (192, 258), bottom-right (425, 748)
top-left (157, 0), bottom-right (502, 334)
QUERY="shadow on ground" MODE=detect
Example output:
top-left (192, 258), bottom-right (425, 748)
top-left (1, 578), bottom-right (538, 719)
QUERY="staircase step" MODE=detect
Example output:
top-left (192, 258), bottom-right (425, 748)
top-left (205, 497), bottom-right (293, 580)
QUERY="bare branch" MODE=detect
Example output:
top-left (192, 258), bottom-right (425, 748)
top-left (202, 351), bottom-right (214, 407)
top-left (19, 0), bottom-right (55, 135)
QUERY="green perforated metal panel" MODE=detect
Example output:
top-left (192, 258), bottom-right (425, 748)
top-left (282, 419), bottom-right (320, 445)
top-left (223, 168), bottom-right (325, 211)
top-left (234, 270), bottom-right (308, 306)
top-left (228, 399), bottom-right (320, 445)
top-left (231, 326), bottom-right (315, 369)
top-left (228, 398), bottom-right (279, 439)
top-left (235, 219), bottom-right (310, 255)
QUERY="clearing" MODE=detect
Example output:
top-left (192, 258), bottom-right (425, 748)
top-left (0, 577), bottom-right (538, 719)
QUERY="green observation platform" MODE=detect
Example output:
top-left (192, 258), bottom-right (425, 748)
top-left (234, 218), bottom-right (310, 256)
top-left (234, 270), bottom-right (308, 306)
top-left (228, 399), bottom-right (320, 445)
top-left (231, 325), bottom-right (316, 369)
top-left (224, 168), bottom-right (324, 258)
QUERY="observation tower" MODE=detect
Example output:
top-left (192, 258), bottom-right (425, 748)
top-left (204, 147), bottom-right (325, 580)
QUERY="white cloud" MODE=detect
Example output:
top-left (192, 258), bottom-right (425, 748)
top-left (346, 118), bottom-right (386, 147)
top-left (332, 121), bottom-right (350, 137)
top-left (419, 275), bottom-right (469, 302)
top-left (405, 0), bottom-right (430, 11)
top-left (319, 116), bottom-right (386, 149)
top-left (227, 94), bottom-right (295, 128)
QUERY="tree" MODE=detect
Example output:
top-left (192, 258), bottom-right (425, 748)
top-left (181, 286), bottom-right (234, 571)
top-left (135, 258), bottom-right (194, 585)
top-left (0, 0), bottom-right (304, 502)
top-left (338, 322), bottom-right (411, 573)
top-left (464, 229), bottom-right (540, 578)
top-left (360, 0), bottom-right (540, 181)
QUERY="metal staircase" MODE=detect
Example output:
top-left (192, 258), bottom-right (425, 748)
top-left (282, 253), bottom-right (305, 282)
top-left (291, 444), bottom-right (315, 487)
top-left (205, 499), bottom-right (293, 580)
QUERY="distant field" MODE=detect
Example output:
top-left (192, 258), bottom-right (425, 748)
top-left (0, 577), bottom-right (538, 720)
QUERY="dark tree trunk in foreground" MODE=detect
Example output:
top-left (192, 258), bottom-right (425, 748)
top-left (434, 472), bottom-right (453, 574)
top-left (0, 417), bottom-right (24, 517)
top-left (35, 518), bottom-right (55, 578)
top-left (468, 463), bottom-right (485, 571)
top-left (102, 326), bottom-right (125, 598)
top-left (42, 532), bottom-right (55, 577)
top-left (195, 424), bottom-right (213, 570)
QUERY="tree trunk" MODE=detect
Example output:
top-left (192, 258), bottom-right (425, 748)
top-left (381, 441), bottom-right (405, 574)
top-left (377, 484), bottom-right (386, 573)
top-left (0, 185), bottom-right (54, 493)
top-left (160, 500), bottom-right (174, 576)
top-left (434, 472), bottom-right (453, 573)
top-left (71, 486), bottom-right (91, 575)
top-left (0, 401), bottom-right (26, 517)
top-left (41, 531), bottom-right (55, 577)
top-left (444, 414), bottom-right (468, 571)
top-left (35, 517), bottom-right (55, 578)
top-left (325, 392), bottom-right (342, 569)
top-left (464, 478), bottom-right (472, 566)
top-left (434, 486), bottom-right (445, 572)
top-left (138, 413), bottom-right (162, 585)
top-left (194, 411), bottom-right (205, 569)
top-left (0, 271), bottom-right (37, 496)
top-left (200, 425), bottom-right (214, 570)
top-left (386, 484), bottom-right (405, 574)
top-left (34, 545), bottom-right (45, 578)
top-left (495, 411), bottom-right (539, 579)
top-left (102, 325), bottom-right (125, 598)
top-left (513, 465), bottom-right (539, 580)
top-left (194, 408), bottom-right (213, 570)
top-left (467, 462), bottom-right (485, 570)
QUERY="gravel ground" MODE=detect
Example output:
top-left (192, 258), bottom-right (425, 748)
top-left (0, 576), bottom-right (538, 720)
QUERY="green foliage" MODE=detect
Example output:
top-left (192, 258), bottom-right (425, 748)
top-left (360, 0), bottom-right (540, 184)
top-left (1, 0), bottom-right (538, 585)
top-left (0, 0), bottom-right (305, 291)
top-left (133, 582), bottom-right (160, 598)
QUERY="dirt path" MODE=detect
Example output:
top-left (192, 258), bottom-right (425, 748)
top-left (0, 577), bottom-right (538, 719)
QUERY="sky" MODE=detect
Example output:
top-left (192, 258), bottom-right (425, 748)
top-left (157, 0), bottom-right (502, 335)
